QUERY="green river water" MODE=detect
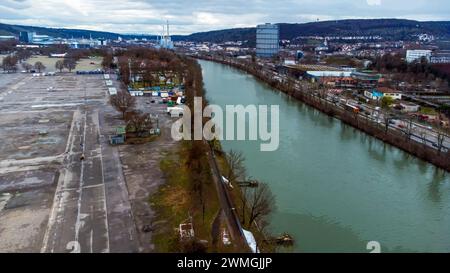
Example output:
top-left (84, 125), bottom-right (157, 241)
top-left (199, 60), bottom-right (450, 253)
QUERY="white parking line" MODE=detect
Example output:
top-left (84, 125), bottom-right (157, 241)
top-left (74, 112), bottom-right (87, 247)
top-left (94, 110), bottom-right (110, 253)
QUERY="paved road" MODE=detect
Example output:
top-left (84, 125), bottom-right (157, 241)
top-left (207, 145), bottom-right (249, 252)
top-left (41, 76), bottom-right (139, 253)
top-left (0, 73), bottom-right (140, 252)
top-left (42, 108), bottom-right (109, 253)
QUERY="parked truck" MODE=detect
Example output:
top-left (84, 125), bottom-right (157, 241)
top-left (167, 107), bottom-right (184, 117)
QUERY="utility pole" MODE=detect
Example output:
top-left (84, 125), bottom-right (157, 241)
top-left (128, 58), bottom-right (132, 84)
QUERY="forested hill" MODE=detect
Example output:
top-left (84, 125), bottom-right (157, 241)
top-left (181, 19), bottom-right (450, 43)
top-left (1, 19), bottom-right (450, 44)
top-left (0, 23), bottom-right (155, 40)
top-left (280, 19), bottom-right (450, 40)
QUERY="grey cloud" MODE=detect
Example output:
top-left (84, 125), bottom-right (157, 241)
top-left (0, 0), bottom-right (449, 34)
top-left (0, 0), bottom-right (31, 9)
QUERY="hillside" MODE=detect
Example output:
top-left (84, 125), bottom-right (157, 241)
top-left (179, 27), bottom-right (255, 43)
top-left (180, 19), bottom-right (450, 44)
top-left (280, 19), bottom-right (450, 40)
top-left (0, 23), bottom-right (156, 40)
top-left (1, 19), bottom-right (450, 45)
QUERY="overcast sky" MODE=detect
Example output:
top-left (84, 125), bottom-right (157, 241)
top-left (1, 0), bottom-right (449, 35)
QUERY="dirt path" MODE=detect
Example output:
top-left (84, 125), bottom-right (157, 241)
top-left (117, 96), bottom-right (178, 252)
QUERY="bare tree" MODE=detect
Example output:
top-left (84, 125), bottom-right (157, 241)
top-left (15, 49), bottom-right (32, 62)
top-left (55, 60), bottom-right (64, 72)
top-left (142, 68), bottom-right (156, 87)
top-left (130, 59), bottom-right (141, 83)
top-left (245, 182), bottom-right (276, 228)
top-left (63, 58), bottom-right (77, 72)
top-left (383, 111), bottom-right (393, 134)
top-left (405, 118), bottom-right (414, 141)
top-left (110, 91), bottom-right (136, 119)
top-left (317, 85), bottom-right (328, 100)
top-left (419, 130), bottom-right (427, 144)
top-left (239, 185), bottom-right (250, 225)
top-left (101, 53), bottom-right (113, 71)
top-left (34, 61), bottom-right (46, 73)
top-left (2, 55), bottom-right (18, 72)
top-left (125, 111), bottom-right (152, 137)
top-left (225, 150), bottom-right (246, 183)
top-left (436, 130), bottom-right (447, 154)
top-left (21, 62), bottom-right (33, 73)
top-left (118, 56), bottom-right (131, 85)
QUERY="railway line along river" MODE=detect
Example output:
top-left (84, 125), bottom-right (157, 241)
top-left (199, 59), bottom-right (450, 253)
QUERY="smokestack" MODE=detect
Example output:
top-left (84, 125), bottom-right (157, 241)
top-left (167, 20), bottom-right (169, 37)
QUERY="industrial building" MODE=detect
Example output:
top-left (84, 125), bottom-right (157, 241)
top-left (406, 49), bottom-right (432, 63)
top-left (0, 36), bottom-right (16, 41)
top-left (280, 64), bottom-right (381, 89)
top-left (17, 30), bottom-right (110, 49)
top-left (68, 38), bottom-right (101, 49)
top-left (364, 87), bottom-right (402, 101)
top-left (431, 50), bottom-right (450, 64)
top-left (18, 31), bottom-right (53, 45)
top-left (157, 21), bottom-right (174, 50)
top-left (256, 23), bottom-right (279, 58)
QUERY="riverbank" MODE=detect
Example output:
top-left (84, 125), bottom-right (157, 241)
top-left (148, 56), bottom-right (260, 253)
top-left (199, 59), bottom-right (450, 252)
top-left (195, 55), bottom-right (449, 172)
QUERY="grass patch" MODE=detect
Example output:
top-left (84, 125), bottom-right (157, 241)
top-left (149, 142), bottom-right (220, 252)
top-left (150, 151), bottom-right (189, 252)
top-left (27, 55), bottom-right (103, 72)
top-left (125, 135), bottom-right (158, 145)
top-left (420, 107), bottom-right (438, 115)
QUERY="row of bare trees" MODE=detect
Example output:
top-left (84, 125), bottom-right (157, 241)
top-left (1, 48), bottom-right (33, 72)
top-left (182, 57), bottom-right (213, 223)
top-left (2, 56), bottom-right (47, 73)
top-left (225, 150), bottom-right (276, 230)
top-left (0, 40), bottom-right (17, 53)
top-left (115, 48), bottom-right (187, 86)
top-left (1, 45), bottom-right (88, 74)
top-left (2, 56), bottom-right (78, 74)
top-left (196, 54), bottom-right (277, 233)
top-left (54, 58), bottom-right (77, 72)
top-left (370, 53), bottom-right (450, 88)
top-left (110, 90), bottom-right (153, 136)
top-left (21, 61), bottom-right (46, 73)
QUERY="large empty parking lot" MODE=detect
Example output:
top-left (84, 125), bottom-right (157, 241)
top-left (0, 72), bottom-right (139, 252)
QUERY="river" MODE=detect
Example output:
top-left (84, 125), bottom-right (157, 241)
top-left (199, 59), bottom-right (450, 253)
